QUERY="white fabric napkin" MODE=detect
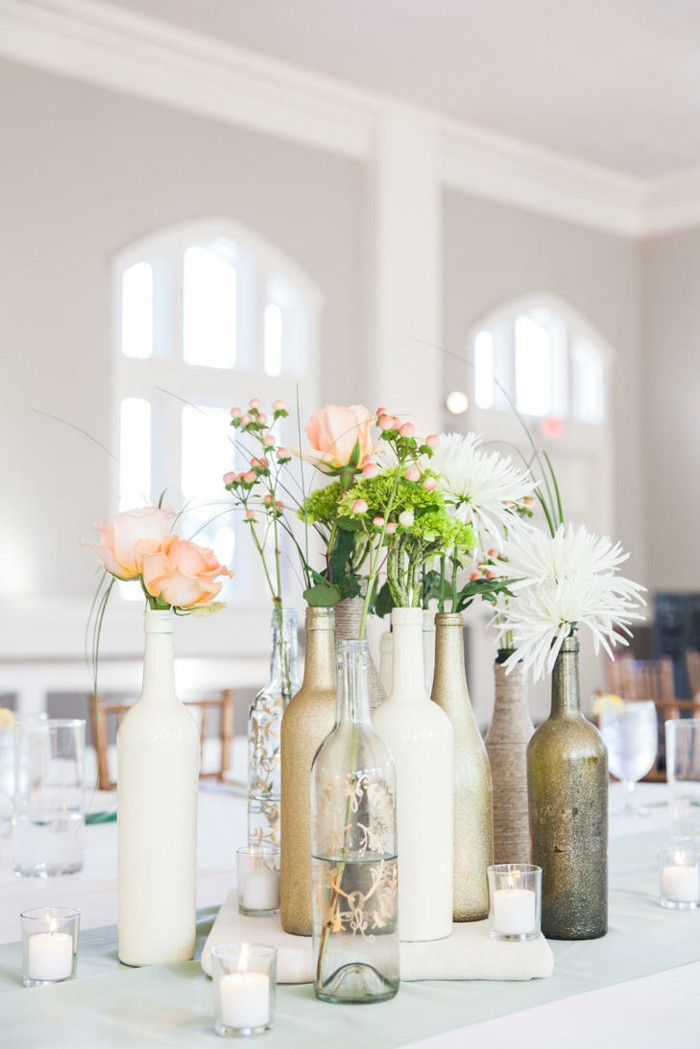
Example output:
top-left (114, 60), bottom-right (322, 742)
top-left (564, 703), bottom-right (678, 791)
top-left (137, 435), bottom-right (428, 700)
top-left (201, 890), bottom-right (554, 983)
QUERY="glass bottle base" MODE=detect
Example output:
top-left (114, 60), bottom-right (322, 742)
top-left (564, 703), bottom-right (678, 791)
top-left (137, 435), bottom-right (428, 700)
top-left (315, 962), bottom-right (399, 1005)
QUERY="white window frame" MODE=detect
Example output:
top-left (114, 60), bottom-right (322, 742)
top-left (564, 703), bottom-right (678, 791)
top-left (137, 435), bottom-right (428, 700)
top-left (111, 217), bottom-right (323, 607)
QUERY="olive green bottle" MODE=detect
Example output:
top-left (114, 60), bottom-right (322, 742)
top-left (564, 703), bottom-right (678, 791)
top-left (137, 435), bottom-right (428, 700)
top-left (431, 612), bottom-right (493, 921)
top-left (280, 607), bottom-right (337, 936)
top-left (527, 636), bottom-right (608, 939)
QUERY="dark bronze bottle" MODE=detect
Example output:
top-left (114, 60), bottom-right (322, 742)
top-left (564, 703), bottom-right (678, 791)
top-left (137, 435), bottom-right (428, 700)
top-left (527, 636), bottom-right (608, 939)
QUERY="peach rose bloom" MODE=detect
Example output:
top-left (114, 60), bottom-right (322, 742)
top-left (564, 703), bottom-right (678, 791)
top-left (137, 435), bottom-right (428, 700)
top-left (142, 535), bottom-right (232, 609)
top-left (304, 404), bottom-right (375, 469)
top-left (83, 506), bottom-right (174, 580)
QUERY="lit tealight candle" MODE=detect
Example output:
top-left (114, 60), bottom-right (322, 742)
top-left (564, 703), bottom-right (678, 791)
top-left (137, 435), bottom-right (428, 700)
top-left (492, 888), bottom-right (537, 936)
top-left (243, 869), bottom-right (280, 912)
top-left (219, 969), bottom-right (271, 1030)
top-left (27, 929), bottom-right (74, 982)
top-left (661, 864), bottom-right (700, 903)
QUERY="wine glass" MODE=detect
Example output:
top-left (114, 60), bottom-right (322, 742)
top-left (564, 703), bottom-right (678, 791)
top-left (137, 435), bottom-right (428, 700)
top-left (599, 700), bottom-right (658, 816)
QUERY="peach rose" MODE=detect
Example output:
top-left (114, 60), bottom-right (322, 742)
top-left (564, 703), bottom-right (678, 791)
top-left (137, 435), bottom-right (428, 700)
top-left (304, 404), bottom-right (375, 469)
top-left (142, 535), bottom-right (232, 609)
top-left (82, 506), bottom-right (174, 580)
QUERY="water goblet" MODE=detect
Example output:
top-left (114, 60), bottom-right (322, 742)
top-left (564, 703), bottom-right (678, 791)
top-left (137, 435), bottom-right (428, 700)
top-left (599, 700), bottom-right (657, 816)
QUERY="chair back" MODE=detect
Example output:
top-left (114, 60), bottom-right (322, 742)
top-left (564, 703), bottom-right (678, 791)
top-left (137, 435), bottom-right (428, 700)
top-left (90, 689), bottom-right (235, 790)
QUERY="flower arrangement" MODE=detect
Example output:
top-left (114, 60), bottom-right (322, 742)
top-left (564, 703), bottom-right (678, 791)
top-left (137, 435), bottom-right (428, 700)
top-left (83, 506), bottom-right (231, 612)
top-left (494, 521), bottom-right (646, 680)
top-left (83, 505), bottom-right (232, 688)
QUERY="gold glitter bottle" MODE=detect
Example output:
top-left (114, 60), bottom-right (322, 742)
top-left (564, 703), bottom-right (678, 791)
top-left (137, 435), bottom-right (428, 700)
top-left (431, 611), bottom-right (493, 921)
top-left (280, 607), bottom-right (337, 935)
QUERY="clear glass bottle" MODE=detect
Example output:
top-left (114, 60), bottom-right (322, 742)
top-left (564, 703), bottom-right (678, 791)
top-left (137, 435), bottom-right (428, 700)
top-left (248, 608), bottom-right (300, 848)
top-left (527, 636), bottom-right (608, 939)
top-left (310, 639), bottom-right (399, 1004)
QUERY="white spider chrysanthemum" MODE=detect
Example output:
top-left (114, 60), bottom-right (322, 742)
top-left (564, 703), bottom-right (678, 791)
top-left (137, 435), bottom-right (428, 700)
top-left (495, 522), bottom-right (646, 681)
top-left (430, 432), bottom-right (536, 543)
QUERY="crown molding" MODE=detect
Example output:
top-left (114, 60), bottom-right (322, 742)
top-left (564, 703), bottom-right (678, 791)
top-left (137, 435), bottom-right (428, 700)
top-left (1, 0), bottom-right (699, 238)
top-left (439, 117), bottom-right (646, 237)
top-left (0, 0), bottom-right (377, 159)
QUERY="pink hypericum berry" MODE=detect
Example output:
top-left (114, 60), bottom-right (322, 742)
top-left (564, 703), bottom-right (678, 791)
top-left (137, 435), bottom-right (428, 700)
top-left (242, 471), bottom-right (257, 484)
top-left (487, 549), bottom-right (499, 558)
top-left (523, 496), bottom-right (534, 505)
top-left (422, 477), bottom-right (437, 492)
top-left (258, 413), bottom-right (268, 424)
top-left (398, 510), bottom-right (414, 528)
top-left (485, 570), bottom-right (495, 580)
top-left (352, 499), bottom-right (369, 514)
top-left (378, 414), bottom-right (394, 431)
top-left (426, 434), bottom-right (440, 450)
top-left (362, 463), bottom-right (380, 479)
top-left (391, 416), bottom-right (401, 430)
top-left (372, 516), bottom-right (385, 527)
top-left (385, 522), bottom-right (398, 535)
top-left (223, 471), bottom-right (235, 485)
top-left (263, 435), bottom-right (276, 448)
top-left (245, 509), bottom-right (256, 521)
top-left (376, 406), bottom-right (387, 417)
top-left (272, 399), bottom-right (285, 411)
top-left (241, 414), bottom-right (252, 427)
top-left (404, 466), bottom-right (420, 483)
top-left (399, 422), bottom-right (415, 438)
top-left (277, 447), bottom-right (291, 460)
top-left (276, 500), bottom-right (284, 511)
top-left (263, 494), bottom-right (274, 506)
top-left (249, 398), bottom-right (261, 410)
top-left (230, 407), bottom-right (242, 418)
top-left (470, 571), bottom-right (480, 581)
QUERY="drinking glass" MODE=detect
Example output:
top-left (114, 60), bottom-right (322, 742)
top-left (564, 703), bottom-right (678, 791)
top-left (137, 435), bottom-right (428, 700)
top-left (665, 718), bottom-right (700, 843)
top-left (599, 700), bottom-right (657, 816)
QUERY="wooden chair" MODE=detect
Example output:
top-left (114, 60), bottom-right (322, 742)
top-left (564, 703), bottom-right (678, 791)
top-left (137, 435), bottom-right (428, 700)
top-left (90, 689), bottom-right (235, 790)
top-left (606, 655), bottom-right (675, 701)
top-left (685, 650), bottom-right (700, 699)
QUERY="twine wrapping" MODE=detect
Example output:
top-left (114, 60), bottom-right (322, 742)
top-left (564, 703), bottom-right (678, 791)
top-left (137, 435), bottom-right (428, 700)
top-left (485, 661), bottom-right (534, 865)
top-left (333, 598), bottom-right (386, 711)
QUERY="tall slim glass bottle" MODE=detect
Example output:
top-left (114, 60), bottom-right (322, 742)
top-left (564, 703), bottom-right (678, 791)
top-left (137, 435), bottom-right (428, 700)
top-left (311, 640), bottom-right (399, 1004)
top-left (527, 636), bottom-right (608, 939)
top-left (248, 608), bottom-right (300, 848)
top-left (280, 606), bottom-right (337, 935)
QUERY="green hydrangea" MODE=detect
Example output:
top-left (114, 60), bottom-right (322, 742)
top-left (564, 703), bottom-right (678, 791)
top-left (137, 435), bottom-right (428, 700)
top-left (299, 481), bottom-right (344, 526)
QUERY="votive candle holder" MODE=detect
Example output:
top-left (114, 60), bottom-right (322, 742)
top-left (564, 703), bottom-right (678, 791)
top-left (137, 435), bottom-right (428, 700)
top-left (236, 845), bottom-right (281, 917)
top-left (487, 864), bottom-right (542, 941)
top-left (20, 907), bottom-right (80, 987)
top-left (658, 847), bottom-right (700, 910)
top-left (211, 942), bottom-right (277, 1038)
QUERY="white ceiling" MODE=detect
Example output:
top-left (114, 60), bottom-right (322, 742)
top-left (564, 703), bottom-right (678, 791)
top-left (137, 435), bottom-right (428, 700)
top-left (106, 0), bottom-right (700, 178)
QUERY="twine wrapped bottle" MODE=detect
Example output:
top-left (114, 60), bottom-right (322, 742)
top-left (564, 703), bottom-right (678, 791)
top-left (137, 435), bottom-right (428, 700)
top-left (280, 607), bottom-right (337, 936)
top-left (485, 656), bottom-right (534, 865)
top-left (430, 612), bottom-right (493, 921)
top-left (333, 597), bottom-right (385, 710)
top-left (528, 636), bottom-right (608, 939)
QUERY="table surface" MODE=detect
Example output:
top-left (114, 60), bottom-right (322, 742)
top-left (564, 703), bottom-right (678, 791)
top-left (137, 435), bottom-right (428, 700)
top-left (1, 781), bottom-right (700, 1048)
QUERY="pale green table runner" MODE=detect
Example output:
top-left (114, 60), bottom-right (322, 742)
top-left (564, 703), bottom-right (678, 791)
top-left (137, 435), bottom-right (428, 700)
top-left (2, 830), bottom-right (699, 1048)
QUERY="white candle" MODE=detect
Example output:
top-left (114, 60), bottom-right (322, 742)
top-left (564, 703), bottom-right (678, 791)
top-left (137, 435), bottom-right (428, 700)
top-left (242, 869), bottom-right (280, 911)
top-left (492, 888), bottom-right (537, 935)
top-left (661, 864), bottom-right (699, 902)
top-left (219, 971), bottom-right (270, 1029)
top-left (27, 931), bottom-right (73, 981)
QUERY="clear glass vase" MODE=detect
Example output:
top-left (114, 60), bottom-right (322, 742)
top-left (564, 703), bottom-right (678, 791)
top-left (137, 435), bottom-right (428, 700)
top-left (310, 639), bottom-right (399, 1004)
top-left (248, 608), bottom-right (300, 848)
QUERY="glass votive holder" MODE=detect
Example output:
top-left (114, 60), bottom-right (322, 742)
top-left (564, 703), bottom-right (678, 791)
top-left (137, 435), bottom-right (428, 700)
top-left (487, 864), bottom-right (542, 941)
top-left (20, 907), bottom-right (80, 987)
top-left (211, 942), bottom-right (277, 1038)
top-left (236, 845), bottom-right (281, 917)
top-left (658, 847), bottom-right (700, 910)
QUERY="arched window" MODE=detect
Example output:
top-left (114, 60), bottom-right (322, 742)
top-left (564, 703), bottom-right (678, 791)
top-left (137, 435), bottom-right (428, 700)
top-left (471, 298), bottom-right (606, 426)
top-left (113, 218), bottom-right (323, 601)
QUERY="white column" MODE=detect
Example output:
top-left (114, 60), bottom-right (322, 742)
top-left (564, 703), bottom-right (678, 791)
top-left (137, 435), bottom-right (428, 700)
top-left (365, 105), bottom-right (443, 434)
